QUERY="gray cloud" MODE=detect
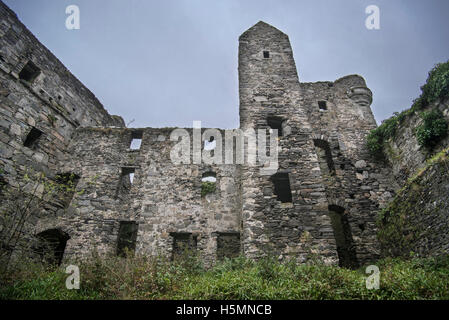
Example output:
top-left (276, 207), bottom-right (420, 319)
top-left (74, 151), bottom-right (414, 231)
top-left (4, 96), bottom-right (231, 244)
top-left (5, 0), bottom-right (449, 128)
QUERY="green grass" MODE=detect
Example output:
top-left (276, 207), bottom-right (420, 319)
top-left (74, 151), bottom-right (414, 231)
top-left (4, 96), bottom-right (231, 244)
top-left (1, 254), bottom-right (449, 300)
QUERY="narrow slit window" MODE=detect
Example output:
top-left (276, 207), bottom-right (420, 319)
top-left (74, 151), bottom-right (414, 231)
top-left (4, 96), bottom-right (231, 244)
top-left (24, 127), bottom-right (43, 148)
top-left (0, 175), bottom-right (7, 197)
top-left (318, 101), bottom-right (327, 110)
top-left (263, 51), bottom-right (270, 59)
top-left (328, 205), bottom-right (359, 269)
top-left (313, 139), bottom-right (336, 176)
top-left (270, 172), bottom-right (292, 203)
top-left (116, 221), bottom-right (138, 257)
top-left (19, 61), bottom-right (41, 83)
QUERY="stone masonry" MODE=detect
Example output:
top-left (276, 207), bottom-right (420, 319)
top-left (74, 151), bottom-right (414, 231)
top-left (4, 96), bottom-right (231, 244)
top-left (1, 1), bottom-right (400, 268)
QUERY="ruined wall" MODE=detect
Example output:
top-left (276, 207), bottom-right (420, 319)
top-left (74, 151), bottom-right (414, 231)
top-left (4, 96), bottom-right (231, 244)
top-left (0, 1), bottom-right (124, 264)
top-left (376, 95), bottom-right (449, 258)
top-left (0, 1), bottom-right (123, 186)
top-left (299, 76), bottom-right (396, 265)
top-left (382, 97), bottom-right (449, 185)
top-left (36, 127), bottom-right (242, 266)
top-left (0, 4), bottom-right (404, 268)
top-left (378, 148), bottom-right (449, 257)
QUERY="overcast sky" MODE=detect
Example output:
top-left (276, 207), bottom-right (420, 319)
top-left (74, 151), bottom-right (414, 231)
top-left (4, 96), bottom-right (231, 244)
top-left (4, 0), bottom-right (449, 128)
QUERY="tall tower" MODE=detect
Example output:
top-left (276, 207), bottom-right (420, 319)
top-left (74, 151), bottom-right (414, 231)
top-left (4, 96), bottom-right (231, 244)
top-left (238, 22), bottom-right (340, 264)
top-left (239, 21), bottom-right (299, 129)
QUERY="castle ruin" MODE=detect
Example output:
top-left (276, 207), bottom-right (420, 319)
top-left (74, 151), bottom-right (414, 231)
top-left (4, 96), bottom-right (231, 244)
top-left (1, 2), bottom-right (400, 268)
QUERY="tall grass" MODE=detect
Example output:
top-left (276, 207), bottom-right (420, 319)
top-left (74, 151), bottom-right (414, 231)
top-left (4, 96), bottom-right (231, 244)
top-left (1, 254), bottom-right (449, 300)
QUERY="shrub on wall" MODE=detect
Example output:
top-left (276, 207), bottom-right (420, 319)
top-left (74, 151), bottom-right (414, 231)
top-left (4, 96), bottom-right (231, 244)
top-left (366, 111), bottom-right (408, 158)
top-left (201, 182), bottom-right (216, 197)
top-left (367, 60), bottom-right (449, 157)
top-left (420, 61), bottom-right (449, 107)
top-left (415, 109), bottom-right (448, 148)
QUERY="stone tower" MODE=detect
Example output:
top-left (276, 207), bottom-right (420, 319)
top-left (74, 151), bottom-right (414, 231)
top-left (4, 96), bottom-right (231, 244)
top-left (238, 22), bottom-right (392, 267)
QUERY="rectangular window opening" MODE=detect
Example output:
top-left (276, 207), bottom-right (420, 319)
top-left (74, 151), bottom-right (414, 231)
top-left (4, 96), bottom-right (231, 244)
top-left (263, 51), bottom-right (270, 59)
top-left (318, 101), bottom-right (327, 110)
top-left (171, 232), bottom-right (197, 261)
top-left (24, 127), bottom-right (43, 148)
top-left (19, 61), bottom-right (41, 83)
top-left (267, 116), bottom-right (284, 137)
top-left (116, 221), bottom-right (138, 257)
top-left (217, 232), bottom-right (240, 260)
top-left (271, 172), bottom-right (292, 203)
top-left (130, 130), bottom-right (143, 150)
top-left (116, 167), bottom-right (136, 198)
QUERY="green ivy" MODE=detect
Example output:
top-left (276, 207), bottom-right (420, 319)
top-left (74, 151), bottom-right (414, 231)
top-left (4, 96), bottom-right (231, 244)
top-left (201, 181), bottom-right (216, 197)
top-left (415, 109), bottom-right (448, 148)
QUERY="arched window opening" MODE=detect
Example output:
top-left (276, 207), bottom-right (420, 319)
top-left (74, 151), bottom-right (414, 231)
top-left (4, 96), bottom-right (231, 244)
top-left (328, 205), bottom-right (359, 269)
top-left (35, 229), bottom-right (70, 266)
top-left (201, 171), bottom-right (216, 183)
top-left (313, 139), bottom-right (336, 176)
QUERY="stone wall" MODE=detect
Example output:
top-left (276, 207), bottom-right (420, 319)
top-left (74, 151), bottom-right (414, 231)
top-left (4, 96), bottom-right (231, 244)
top-left (35, 127), bottom-right (242, 266)
top-left (382, 97), bottom-right (449, 186)
top-left (0, 1), bottom-right (123, 264)
top-left (378, 148), bottom-right (449, 257)
top-left (0, 1), bottom-right (123, 185)
top-left (376, 95), bottom-right (449, 258)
